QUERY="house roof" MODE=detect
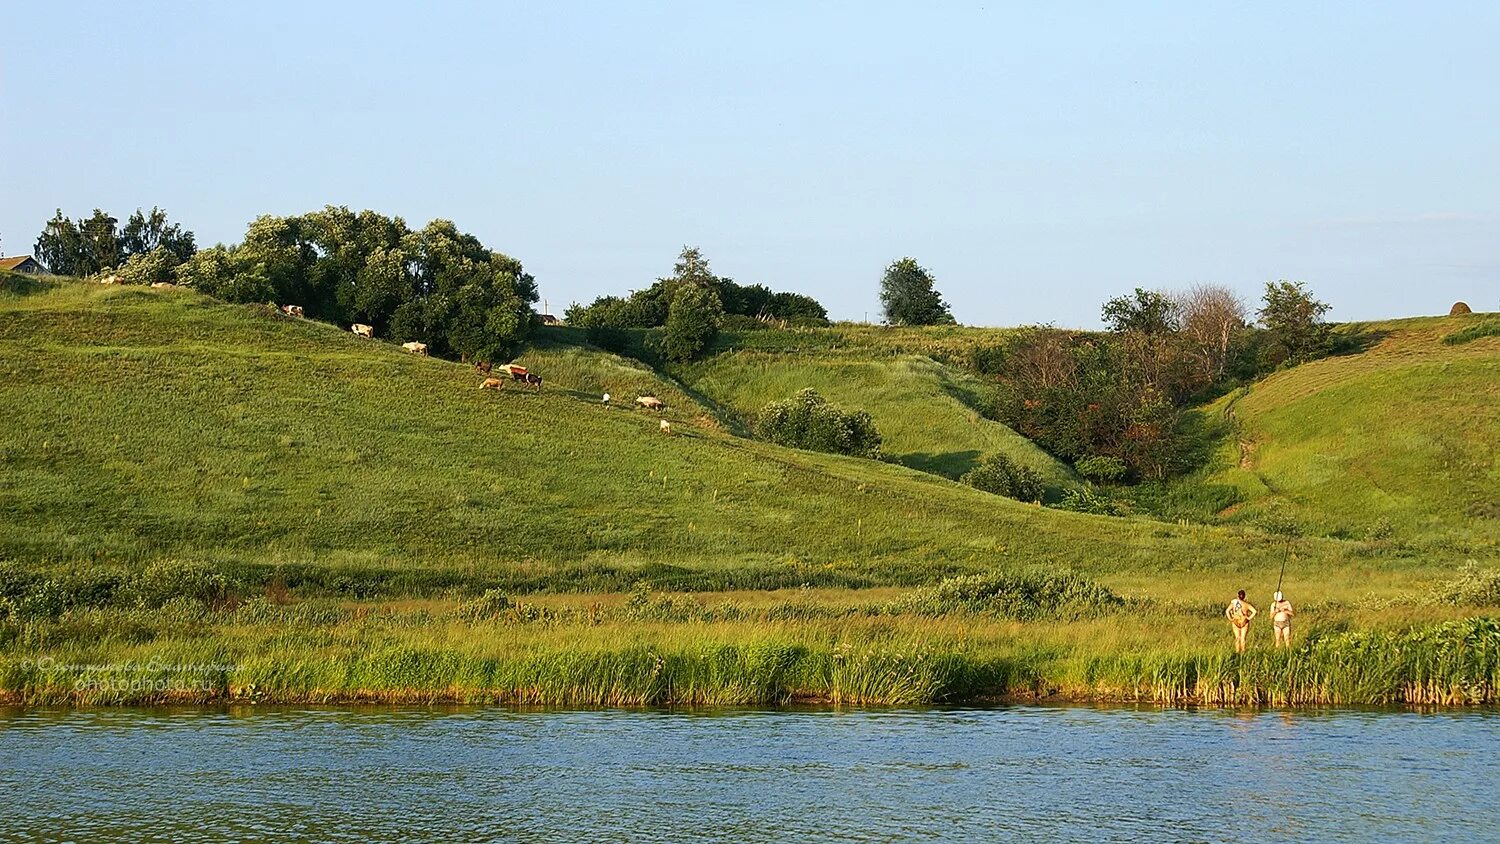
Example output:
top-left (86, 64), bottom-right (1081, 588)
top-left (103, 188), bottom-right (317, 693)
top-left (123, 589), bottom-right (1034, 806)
top-left (0, 256), bottom-right (39, 271)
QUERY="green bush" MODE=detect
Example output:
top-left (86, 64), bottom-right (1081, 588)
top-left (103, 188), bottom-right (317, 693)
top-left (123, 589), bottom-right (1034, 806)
top-left (754, 388), bottom-right (883, 458)
top-left (118, 246), bottom-right (183, 285)
top-left (1075, 455), bottom-right (1128, 483)
top-left (1432, 562), bottom-right (1500, 607)
top-left (128, 560), bottom-right (228, 609)
top-left (961, 454), bottom-right (1044, 503)
top-left (1442, 317), bottom-right (1500, 346)
top-left (1051, 485), bottom-right (1126, 516)
top-left (890, 569), bottom-right (1123, 621)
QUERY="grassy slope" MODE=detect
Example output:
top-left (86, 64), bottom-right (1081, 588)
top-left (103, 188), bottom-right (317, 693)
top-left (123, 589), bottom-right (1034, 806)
top-left (3, 279), bottom-right (1333, 589)
top-left (673, 333), bottom-right (1075, 490)
top-left (4, 278), bottom-right (1495, 707)
top-left (1156, 315), bottom-right (1500, 551)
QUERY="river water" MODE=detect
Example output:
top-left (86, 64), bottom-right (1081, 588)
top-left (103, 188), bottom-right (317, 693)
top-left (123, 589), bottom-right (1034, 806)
top-left (2, 705), bottom-right (1496, 842)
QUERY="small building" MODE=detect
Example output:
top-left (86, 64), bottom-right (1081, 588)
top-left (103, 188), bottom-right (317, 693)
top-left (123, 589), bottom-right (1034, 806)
top-left (0, 256), bottom-right (47, 274)
top-left (539, 313), bottom-right (563, 326)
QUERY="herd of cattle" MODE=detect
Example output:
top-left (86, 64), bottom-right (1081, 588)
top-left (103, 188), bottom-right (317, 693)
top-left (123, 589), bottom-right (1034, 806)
top-left (275, 303), bottom-right (671, 429)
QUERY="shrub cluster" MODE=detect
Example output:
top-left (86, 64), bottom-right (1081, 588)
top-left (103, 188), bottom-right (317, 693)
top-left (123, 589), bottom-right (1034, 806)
top-left (177, 207), bottom-right (538, 363)
top-left (0, 560), bottom-right (228, 620)
top-left (960, 454), bottom-right (1044, 503)
top-left (754, 388), bottom-right (883, 458)
top-left (567, 246), bottom-right (828, 360)
top-left (889, 569), bottom-right (1124, 621)
top-left (1431, 562), bottom-right (1500, 607)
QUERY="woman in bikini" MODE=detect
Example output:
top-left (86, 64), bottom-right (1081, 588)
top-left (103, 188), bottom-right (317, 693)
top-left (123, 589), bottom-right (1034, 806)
top-left (1270, 591), bottom-right (1294, 648)
top-left (1225, 589), bottom-right (1257, 653)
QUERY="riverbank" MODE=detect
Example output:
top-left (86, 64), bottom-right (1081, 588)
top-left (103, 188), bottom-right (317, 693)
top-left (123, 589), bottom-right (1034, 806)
top-left (5, 596), bottom-right (1495, 708)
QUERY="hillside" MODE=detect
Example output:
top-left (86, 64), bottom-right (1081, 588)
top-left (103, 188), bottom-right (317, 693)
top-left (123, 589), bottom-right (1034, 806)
top-left (674, 348), bottom-right (1075, 489)
top-left (1, 276), bottom-right (1339, 594)
top-left (1150, 314), bottom-right (1500, 552)
top-left (5, 275), bottom-right (1497, 708)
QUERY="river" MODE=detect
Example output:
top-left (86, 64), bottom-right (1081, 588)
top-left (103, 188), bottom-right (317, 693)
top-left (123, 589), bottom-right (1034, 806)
top-left (2, 705), bottom-right (1496, 841)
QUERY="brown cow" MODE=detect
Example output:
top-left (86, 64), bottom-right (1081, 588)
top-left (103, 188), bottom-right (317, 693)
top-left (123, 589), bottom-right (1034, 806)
top-left (474, 361), bottom-right (493, 375)
top-left (480, 378), bottom-right (504, 391)
top-left (280, 304), bottom-right (304, 317)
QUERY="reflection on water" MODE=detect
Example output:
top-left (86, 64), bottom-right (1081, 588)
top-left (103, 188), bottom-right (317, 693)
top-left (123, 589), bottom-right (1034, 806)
top-left (2, 705), bottom-right (1497, 842)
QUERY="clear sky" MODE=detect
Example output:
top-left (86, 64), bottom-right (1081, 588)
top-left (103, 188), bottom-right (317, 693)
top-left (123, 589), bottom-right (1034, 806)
top-left (3, 2), bottom-right (1496, 327)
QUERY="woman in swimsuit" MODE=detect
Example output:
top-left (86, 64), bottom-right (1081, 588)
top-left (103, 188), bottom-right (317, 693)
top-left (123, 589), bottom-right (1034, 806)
top-left (1270, 591), bottom-right (1294, 648)
top-left (1225, 589), bottom-right (1257, 653)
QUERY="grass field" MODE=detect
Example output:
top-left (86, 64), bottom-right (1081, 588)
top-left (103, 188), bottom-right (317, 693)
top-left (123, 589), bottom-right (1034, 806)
top-left (2, 275), bottom-right (1496, 706)
top-left (1139, 315), bottom-right (1500, 552)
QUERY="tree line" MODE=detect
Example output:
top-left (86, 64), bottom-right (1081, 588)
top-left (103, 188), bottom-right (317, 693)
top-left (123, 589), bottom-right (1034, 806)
top-left (30, 206), bottom-right (538, 363)
top-left (566, 246), bottom-right (830, 361)
top-left (981, 281), bottom-right (1340, 482)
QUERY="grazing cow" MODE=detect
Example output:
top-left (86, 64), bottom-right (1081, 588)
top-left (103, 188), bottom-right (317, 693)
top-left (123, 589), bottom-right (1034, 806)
top-left (480, 378), bottom-right (504, 391)
top-left (500, 363), bottom-right (528, 377)
top-left (660, 419), bottom-right (673, 435)
top-left (150, 281), bottom-right (175, 289)
top-left (351, 323), bottom-right (374, 338)
top-left (99, 274), bottom-right (122, 285)
top-left (280, 304), bottom-right (304, 317)
top-left (474, 361), bottom-right (493, 375)
top-left (636, 396), bottom-right (665, 411)
top-left (521, 372), bottom-right (543, 392)
top-left (402, 342), bottom-right (428, 356)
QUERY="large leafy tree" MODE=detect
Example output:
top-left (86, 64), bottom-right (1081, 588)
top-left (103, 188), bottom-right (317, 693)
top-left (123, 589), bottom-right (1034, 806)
top-left (120, 207), bottom-right (196, 262)
top-left (879, 257), bottom-right (954, 325)
top-left (180, 207), bottom-right (537, 363)
top-left (1258, 280), bottom-right (1331, 365)
top-left (660, 282), bottom-right (723, 362)
top-left (1101, 288), bottom-right (1178, 334)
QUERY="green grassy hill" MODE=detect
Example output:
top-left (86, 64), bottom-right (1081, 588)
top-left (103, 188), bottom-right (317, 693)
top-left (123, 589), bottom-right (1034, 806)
top-left (677, 352), bottom-right (1073, 486)
top-left (5, 275), bottom-right (1497, 707)
top-left (1149, 315), bottom-right (1499, 552)
top-left (3, 277), bottom-right (1325, 594)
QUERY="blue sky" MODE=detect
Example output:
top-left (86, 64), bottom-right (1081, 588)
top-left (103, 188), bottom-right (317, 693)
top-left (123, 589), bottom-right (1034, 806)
top-left (3, 2), bottom-right (1496, 326)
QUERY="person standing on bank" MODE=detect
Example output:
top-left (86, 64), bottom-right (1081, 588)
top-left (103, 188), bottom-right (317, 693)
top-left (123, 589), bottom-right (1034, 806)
top-left (1270, 591), bottom-right (1295, 648)
top-left (1226, 589), bottom-right (1257, 653)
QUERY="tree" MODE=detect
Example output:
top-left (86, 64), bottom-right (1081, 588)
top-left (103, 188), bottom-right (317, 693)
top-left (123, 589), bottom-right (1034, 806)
top-left (1101, 288), bottom-right (1178, 334)
top-left (1258, 280), bottom-right (1331, 365)
top-left (880, 257), bottom-right (954, 325)
top-left (34, 211), bottom-right (86, 276)
top-left (1175, 284), bottom-right (1248, 382)
top-left (660, 282), bottom-right (723, 362)
top-left (121, 207), bottom-right (196, 263)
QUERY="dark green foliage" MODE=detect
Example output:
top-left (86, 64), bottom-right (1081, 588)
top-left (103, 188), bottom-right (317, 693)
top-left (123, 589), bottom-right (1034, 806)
top-left (1051, 485), bottom-right (1127, 516)
top-left (1075, 455), bottom-right (1128, 483)
top-left (960, 454), bottom-right (1044, 502)
top-left (568, 246), bottom-right (829, 330)
top-left (1258, 280), bottom-right (1332, 366)
top-left (891, 569), bottom-right (1124, 621)
top-left (754, 388), bottom-right (882, 458)
top-left (660, 283), bottom-right (724, 362)
top-left (1101, 288), bottom-right (1178, 334)
top-left (879, 257), bottom-right (954, 325)
top-left (178, 208), bottom-right (537, 362)
top-left (34, 207), bottom-right (195, 279)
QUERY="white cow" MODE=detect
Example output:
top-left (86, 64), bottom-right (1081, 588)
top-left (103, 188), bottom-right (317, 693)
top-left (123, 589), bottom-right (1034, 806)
top-left (402, 342), bottom-right (428, 356)
top-left (280, 304), bottom-right (305, 317)
top-left (351, 323), bottom-right (374, 338)
top-left (660, 419), bottom-right (673, 435)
